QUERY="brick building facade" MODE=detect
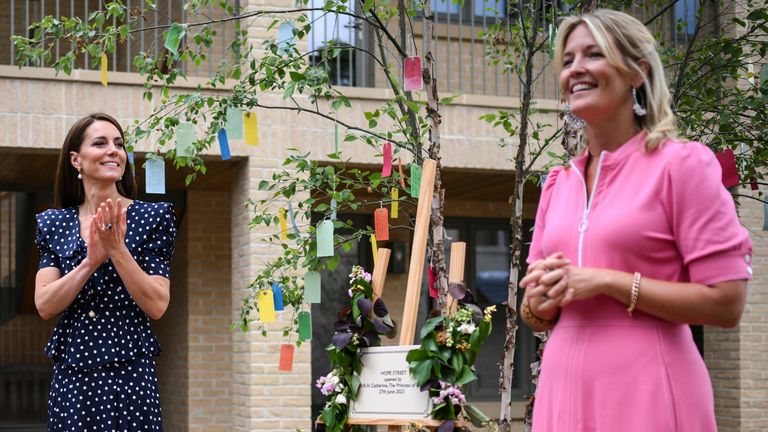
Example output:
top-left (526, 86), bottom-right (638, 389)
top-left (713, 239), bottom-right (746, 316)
top-left (0, 1), bottom-right (766, 430)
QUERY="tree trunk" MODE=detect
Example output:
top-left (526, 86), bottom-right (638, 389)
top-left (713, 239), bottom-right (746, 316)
top-left (421, 1), bottom-right (450, 313)
top-left (499, 2), bottom-right (541, 430)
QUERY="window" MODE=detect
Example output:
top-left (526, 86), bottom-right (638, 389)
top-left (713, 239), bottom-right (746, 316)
top-left (309, 214), bottom-right (537, 429)
top-left (309, 43), bottom-right (358, 87)
top-left (311, 214), bottom-right (372, 426)
top-left (430, 0), bottom-right (506, 19)
top-left (0, 191), bottom-right (37, 325)
top-left (674, 0), bottom-right (699, 37)
top-left (306, 0), bottom-right (371, 87)
top-left (443, 218), bottom-right (536, 401)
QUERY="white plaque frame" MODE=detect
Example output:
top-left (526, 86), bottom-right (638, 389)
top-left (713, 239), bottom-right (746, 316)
top-left (348, 345), bottom-right (432, 420)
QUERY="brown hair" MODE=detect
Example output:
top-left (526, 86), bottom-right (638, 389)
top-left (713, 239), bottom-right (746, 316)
top-left (54, 113), bottom-right (137, 208)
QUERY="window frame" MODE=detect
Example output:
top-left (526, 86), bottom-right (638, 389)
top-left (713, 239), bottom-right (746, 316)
top-left (443, 217), bottom-right (536, 402)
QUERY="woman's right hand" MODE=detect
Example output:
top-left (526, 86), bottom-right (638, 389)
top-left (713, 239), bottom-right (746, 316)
top-left (520, 252), bottom-right (570, 289)
top-left (520, 252), bottom-right (570, 314)
top-left (84, 214), bottom-right (109, 267)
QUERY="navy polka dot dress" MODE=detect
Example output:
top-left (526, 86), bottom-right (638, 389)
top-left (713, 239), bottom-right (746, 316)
top-left (35, 201), bottom-right (177, 431)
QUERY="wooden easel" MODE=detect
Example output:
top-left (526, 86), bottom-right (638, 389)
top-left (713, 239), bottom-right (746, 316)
top-left (346, 159), bottom-right (467, 431)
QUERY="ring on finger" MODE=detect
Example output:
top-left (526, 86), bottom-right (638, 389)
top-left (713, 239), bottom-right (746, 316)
top-left (106, 223), bottom-right (113, 231)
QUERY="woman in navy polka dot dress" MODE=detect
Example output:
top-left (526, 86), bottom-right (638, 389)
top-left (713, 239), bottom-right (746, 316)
top-left (34, 113), bottom-right (177, 431)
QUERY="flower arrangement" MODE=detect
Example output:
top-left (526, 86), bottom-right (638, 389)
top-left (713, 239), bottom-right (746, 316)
top-left (406, 282), bottom-right (495, 431)
top-left (316, 265), bottom-right (397, 432)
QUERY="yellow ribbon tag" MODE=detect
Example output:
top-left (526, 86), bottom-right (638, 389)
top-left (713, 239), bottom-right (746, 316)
top-left (257, 290), bottom-right (276, 323)
top-left (391, 188), bottom-right (399, 218)
top-left (370, 234), bottom-right (378, 266)
top-left (279, 208), bottom-right (288, 241)
top-left (100, 52), bottom-right (108, 87)
top-left (244, 112), bottom-right (259, 146)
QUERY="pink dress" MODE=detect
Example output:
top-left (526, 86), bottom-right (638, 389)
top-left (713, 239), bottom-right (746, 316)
top-left (527, 133), bottom-right (753, 432)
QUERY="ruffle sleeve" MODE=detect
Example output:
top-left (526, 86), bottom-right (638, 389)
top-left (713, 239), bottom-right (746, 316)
top-left (137, 202), bottom-right (177, 278)
top-left (527, 166), bottom-right (563, 264)
top-left (34, 208), bottom-right (82, 270)
top-left (35, 216), bottom-right (61, 270)
top-left (662, 142), bottom-right (753, 285)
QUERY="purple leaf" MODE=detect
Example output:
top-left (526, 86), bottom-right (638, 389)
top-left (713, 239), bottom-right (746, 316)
top-left (331, 332), bottom-right (352, 349)
top-left (373, 298), bottom-right (389, 317)
top-left (420, 379), bottom-right (439, 392)
top-left (437, 420), bottom-right (455, 432)
top-left (372, 317), bottom-right (394, 334)
top-left (465, 303), bottom-right (483, 323)
top-left (448, 282), bottom-right (467, 300)
top-left (357, 297), bottom-right (374, 316)
top-left (334, 319), bottom-right (350, 332)
top-left (462, 289), bottom-right (476, 305)
top-left (360, 330), bottom-right (377, 347)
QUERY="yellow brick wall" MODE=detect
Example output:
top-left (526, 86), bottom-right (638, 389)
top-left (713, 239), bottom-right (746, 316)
top-left (187, 190), bottom-right (234, 431)
top-left (157, 204), bottom-right (191, 431)
top-left (734, 188), bottom-right (768, 432)
top-left (1, 62), bottom-right (767, 431)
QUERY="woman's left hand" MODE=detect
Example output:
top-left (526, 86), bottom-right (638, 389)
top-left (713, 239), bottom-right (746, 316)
top-left (94, 198), bottom-right (128, 258)
top-left (534, 266), bottom-right (614, 310)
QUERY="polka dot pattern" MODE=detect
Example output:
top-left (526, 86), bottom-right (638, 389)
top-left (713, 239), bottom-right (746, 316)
top-left (48, 355), bottom-right (162, 431)
top-left (34, 201), bottom-right (177, 431)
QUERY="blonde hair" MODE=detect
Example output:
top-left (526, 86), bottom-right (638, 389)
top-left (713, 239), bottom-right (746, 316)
top-left (554, 9), bottom-right (678, 151)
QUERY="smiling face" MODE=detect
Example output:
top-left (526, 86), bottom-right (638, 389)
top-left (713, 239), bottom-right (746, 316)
top-left (559, 23), bottom-right (638, 126)
top-left (70, 120), bottom-right (127, 184)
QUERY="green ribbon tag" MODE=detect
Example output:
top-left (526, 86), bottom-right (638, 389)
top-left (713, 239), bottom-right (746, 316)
top-left (410, 164), bottom-right (422, 198)
top-left (298, 311), bottom-right (312, 341)
top-left (304, 271), bottom-right (321, 304)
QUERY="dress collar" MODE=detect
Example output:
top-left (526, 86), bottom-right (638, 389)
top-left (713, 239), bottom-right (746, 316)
top-left (571, 131), bottom-right (647, 173)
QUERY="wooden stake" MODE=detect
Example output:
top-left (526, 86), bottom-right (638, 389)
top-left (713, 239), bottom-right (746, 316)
top-left (399, 159), bottom-right (437, 346)
top-left (372, 248), bottom-right (391, 299)
top-left (447, 242), bottom-right (466, 315)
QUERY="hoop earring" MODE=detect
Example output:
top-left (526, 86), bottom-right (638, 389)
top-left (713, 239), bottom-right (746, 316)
top-left (632, 87), bottom-right (647, 117)
top-left (564, 103), bottom-right (586, 129)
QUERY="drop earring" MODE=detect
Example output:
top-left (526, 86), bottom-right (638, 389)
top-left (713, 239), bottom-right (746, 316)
top-left (564, 103), bottom-right (586, 129)
top-left (632, 87), bottom-right (647, 117)
top-left (77, 169), bottom-right (82, 180)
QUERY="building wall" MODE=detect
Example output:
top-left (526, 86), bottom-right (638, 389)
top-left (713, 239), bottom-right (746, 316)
top-left (0, 315), bottom-right (55, 365)
top-left (1, 50), bottom-right (767, 431)
top-left (187, 189), bottom-right (234, 431)
top-left (156, 203), bottom-right (191, 432)
top-left (735, 189), bottom-right (768, 432)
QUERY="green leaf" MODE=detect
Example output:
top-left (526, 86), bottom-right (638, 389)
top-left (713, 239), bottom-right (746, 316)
top-left (165, 23), bottom-right (187, 54)
top-left (406, 348), bottom-right (430, 362)
top-left (350, 374), bottom-right (361, 396)
top-left (450, 351), bottom-right (464, 372)
top-left (438, 347), bottom-right (452, 362)
top-left (464, 403), bottom-right (490, 427)
top-left (411, 359), bottom-right (432, 385)
top-left (419, 316), bottom-right (444, 339)
top-left (326, 254), bottom-right (341, 271)
top-left (456, 366), bottom-right (477, 385)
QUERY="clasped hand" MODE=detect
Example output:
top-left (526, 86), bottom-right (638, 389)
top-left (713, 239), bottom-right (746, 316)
top-left (519, 252), bottom-right (604, 311)
top-left (86, 199), bottom-right (128, 265)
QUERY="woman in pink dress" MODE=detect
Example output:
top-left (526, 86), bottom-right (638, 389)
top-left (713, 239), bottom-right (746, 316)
top-left (518, 9), bottom-right (753, 432)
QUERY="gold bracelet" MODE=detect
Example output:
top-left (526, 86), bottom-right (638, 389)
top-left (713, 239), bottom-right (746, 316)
top-left (521, 298), bottom-right (558, 332)
top-left (627, 272), bottom-right (641, 316)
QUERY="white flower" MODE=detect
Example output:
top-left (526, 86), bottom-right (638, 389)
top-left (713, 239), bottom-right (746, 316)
top-left (335, 394), bottom-right (348, 405)
top-left (458, 323), bottom-right (476, 334)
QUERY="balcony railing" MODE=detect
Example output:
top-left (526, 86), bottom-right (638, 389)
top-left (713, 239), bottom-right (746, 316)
top-left (1, 0), bottom-right (688, 99)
